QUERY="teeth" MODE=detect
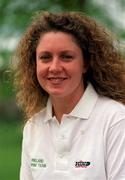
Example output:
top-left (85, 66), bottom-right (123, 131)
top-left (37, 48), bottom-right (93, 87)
top-left (48, 77), bottom-right (66, 80)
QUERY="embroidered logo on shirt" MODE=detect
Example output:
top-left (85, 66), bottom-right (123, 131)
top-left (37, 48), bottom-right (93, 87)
top-left (31, 158), bottom-right (47, 168)
top-left (75, 161), bottom-right (90, 168)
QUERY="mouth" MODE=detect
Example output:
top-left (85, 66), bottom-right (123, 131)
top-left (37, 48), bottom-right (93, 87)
top-left (47, 77), bottom-right (68, 84)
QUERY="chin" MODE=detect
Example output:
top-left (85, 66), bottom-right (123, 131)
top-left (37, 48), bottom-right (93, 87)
top-left (49, 91), bottom-right (66, 98)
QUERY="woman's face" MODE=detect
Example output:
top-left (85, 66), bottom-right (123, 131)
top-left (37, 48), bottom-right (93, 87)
top-left (36, 31), bottom-right (87, 99)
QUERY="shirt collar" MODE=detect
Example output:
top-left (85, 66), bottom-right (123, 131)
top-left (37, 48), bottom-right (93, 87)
top-left (43, 83), bottom-right (98, 123)
top-left (43, 99), bottom-right (53, 123)
top-left (69, 83), bottom-right (98, 119)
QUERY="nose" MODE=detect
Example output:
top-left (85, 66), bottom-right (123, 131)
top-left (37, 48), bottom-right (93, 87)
top-left (49, 58), bottom-right (62, 72)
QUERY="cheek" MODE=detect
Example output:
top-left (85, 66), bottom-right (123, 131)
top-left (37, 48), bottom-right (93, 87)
top-left (36, 64), bottom-right (45, 84)
top-left (73, 64), bottom-right (84, 76)
top-left (36, 64), bottom-right (41, 79)
top-left (36, 68), bottom-right (45, 89)
top-left (36, 61), bottom-right (45, 76)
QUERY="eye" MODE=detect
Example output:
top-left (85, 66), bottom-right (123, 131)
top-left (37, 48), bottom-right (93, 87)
top-left (38, 54), bottom-right (51, 62)
top-left (61, 54), bottom-right (73, 61)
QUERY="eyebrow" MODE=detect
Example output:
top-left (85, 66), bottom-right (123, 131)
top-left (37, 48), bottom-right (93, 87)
top-left (37, 50), bottom-right (75, 54)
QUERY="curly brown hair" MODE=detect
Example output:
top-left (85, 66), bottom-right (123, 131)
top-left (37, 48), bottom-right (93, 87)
top-left (13, 11), bottom-right (125, 119)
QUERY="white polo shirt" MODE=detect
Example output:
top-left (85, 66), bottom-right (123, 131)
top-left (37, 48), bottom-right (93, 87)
top-left (20, 83), bottom-right (125, 180)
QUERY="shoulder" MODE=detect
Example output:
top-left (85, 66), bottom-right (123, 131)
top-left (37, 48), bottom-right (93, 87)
top-left (95, 95), bottom-right (125, 126)
top-left (98, 95), bottom-right (125, 113)
top-left (22, 108), bottom-right (51, 148)
top-left (23, 108), bottom-right (47, 136)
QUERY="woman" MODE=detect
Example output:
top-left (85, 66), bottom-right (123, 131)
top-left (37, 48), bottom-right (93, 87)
top-left (13, 11), bottom-right (125, 179)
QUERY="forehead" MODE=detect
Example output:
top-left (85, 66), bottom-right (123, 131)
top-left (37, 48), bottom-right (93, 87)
top-left (37, 31), bottom-right (81, 50)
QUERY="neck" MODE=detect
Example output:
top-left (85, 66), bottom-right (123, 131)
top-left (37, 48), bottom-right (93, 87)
top-left (50, 89), bottom-right (84, 123)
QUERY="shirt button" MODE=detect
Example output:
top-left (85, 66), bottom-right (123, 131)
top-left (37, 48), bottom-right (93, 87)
top-left (60, 134), bottom-right (65, 140)
top-left (58, 153), bottom-right (64, 158)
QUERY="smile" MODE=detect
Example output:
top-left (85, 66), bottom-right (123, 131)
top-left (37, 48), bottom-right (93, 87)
top-left (47, 77), bottom-right (68, 84)
top-left (47, 77), bottom-right (67, 80)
